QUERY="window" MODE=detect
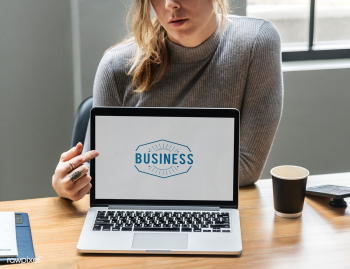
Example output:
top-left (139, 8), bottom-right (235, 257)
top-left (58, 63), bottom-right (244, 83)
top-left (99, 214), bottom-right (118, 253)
top-left (246, 0), bottom-right (350, 61)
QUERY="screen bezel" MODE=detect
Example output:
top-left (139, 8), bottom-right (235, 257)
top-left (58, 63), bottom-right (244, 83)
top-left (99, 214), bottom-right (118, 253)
top-left (90, 107), bottom-right (239, 208)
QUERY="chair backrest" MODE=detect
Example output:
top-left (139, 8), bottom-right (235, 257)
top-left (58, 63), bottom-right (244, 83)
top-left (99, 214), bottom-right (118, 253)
top-left (71, 96), bottom-right (93, 148)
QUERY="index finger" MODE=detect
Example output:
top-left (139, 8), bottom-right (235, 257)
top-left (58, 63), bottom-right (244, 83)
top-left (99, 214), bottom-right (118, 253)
top-left (60, 142), bottom-right (83, 162)
top-left (68, 150), bottom-right (99, 169)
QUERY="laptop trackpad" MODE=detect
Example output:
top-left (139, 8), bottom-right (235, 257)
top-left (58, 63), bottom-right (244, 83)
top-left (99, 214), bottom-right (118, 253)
top-left (132, 233), bottom-right (188, 250)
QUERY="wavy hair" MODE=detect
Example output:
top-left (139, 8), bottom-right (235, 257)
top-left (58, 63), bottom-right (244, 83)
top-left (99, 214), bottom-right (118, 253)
top-left (106, 0), bottom-right (231, 93)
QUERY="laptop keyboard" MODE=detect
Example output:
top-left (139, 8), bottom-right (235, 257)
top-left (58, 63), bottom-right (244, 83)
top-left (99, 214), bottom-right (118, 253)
top-left (93, 210), bottom-right (231, 232)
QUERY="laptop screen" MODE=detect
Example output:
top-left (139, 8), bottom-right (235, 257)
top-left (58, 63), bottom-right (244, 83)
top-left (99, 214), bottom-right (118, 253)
top-left (94, 115), bottom-right (235, 201)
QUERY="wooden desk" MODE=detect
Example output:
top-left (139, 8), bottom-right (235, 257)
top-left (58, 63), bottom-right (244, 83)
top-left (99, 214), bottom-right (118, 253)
top-left (1, 173), bottom-right (349, 268)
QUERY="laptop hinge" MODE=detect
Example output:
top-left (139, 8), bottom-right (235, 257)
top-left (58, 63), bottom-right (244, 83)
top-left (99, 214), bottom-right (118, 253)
top-left (108, 205), bottom-right (221, 211)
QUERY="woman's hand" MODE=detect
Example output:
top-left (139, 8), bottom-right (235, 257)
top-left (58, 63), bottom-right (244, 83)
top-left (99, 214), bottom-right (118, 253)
top-left (52, 142), bottom-right (99, 201)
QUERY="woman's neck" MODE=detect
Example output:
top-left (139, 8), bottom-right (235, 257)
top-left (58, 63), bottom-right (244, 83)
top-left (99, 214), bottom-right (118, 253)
top-left (165, 17), bottom-right (222, 64)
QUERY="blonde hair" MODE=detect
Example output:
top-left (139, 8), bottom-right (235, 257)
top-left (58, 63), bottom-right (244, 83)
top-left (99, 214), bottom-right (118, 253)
top-left (106, 0), bottom-right (231, 93)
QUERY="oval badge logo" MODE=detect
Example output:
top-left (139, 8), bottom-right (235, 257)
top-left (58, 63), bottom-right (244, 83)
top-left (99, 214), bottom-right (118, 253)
top-left (134, 139), bottom-right (193, 178)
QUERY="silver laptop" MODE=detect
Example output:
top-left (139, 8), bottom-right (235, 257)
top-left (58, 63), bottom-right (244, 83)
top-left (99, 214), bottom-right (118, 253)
top-left (77, 107), bottom-right (242, 255)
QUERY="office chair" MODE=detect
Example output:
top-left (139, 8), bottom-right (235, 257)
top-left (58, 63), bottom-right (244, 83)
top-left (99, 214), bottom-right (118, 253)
top-left (71, 96), bottom-right (93, 148)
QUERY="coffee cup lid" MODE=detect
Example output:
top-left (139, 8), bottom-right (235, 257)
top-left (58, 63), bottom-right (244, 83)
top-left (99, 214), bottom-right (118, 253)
top-left (270, 165), bottom-right (309, 180)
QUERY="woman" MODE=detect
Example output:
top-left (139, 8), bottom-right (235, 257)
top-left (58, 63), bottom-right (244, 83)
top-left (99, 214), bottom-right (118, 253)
top-left (52, 0), bottom-right (283, 201)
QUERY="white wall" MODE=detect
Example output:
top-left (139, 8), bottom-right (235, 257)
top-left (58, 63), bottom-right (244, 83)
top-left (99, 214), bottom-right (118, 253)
top-left (261, 64), bottom-right (350, 179)
top-left (78, 0), bottom-right (131, 101)
top-left (0, 0), bottom-right (74, 201)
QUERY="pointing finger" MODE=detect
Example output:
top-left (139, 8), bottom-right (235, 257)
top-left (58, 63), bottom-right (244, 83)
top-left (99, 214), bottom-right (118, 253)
top-left (62, 150), bottom-right (99, 174)
top-left (60, 142), bottom-right (83, 162)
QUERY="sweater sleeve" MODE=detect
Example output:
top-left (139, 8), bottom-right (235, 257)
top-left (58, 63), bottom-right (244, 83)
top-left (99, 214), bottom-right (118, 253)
top-left (82, 51), bottom-right (120, 172)
top-left (239, 21), bottom-right (284, 186)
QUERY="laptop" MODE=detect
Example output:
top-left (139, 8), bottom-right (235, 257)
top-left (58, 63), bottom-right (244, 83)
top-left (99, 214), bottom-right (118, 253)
top-left (77, 107), bottom-right (242, 255)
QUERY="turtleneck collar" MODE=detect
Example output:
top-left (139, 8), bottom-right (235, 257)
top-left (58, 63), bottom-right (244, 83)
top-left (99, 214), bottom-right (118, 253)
top-left (165, 17), bottom-right (222, 64)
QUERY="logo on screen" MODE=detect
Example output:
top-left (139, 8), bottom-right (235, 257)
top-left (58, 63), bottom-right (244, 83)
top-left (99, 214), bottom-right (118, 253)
top-left (134, 139), bottom-right (193, 178)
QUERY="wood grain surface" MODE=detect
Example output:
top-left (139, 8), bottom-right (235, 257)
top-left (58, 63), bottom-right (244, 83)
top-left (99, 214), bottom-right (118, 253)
top-left (0, 173), bottom-right (349, 269)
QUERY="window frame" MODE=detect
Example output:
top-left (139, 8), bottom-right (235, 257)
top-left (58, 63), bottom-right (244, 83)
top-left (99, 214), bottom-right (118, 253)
top-left (245, 0), bottom-right (350, 61)
top-left (281, 0), bottom-right (350, 61)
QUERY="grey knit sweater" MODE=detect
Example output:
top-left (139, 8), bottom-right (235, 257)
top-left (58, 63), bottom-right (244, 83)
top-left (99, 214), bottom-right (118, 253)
top-left (82, 15), bottom-right (284, 187)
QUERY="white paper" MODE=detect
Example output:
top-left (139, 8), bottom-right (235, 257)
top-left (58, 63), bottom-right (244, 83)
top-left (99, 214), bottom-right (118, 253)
top-left (0, 212), bottom-right (18, 257)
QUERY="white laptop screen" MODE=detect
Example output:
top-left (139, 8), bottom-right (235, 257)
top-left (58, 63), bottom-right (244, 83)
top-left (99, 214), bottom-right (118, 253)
top-left (95, 116), bottom-right (234, 201)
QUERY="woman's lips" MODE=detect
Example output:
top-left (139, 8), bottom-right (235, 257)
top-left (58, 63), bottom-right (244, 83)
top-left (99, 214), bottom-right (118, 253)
top-left (169, 19), bottom-right (188, 27)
